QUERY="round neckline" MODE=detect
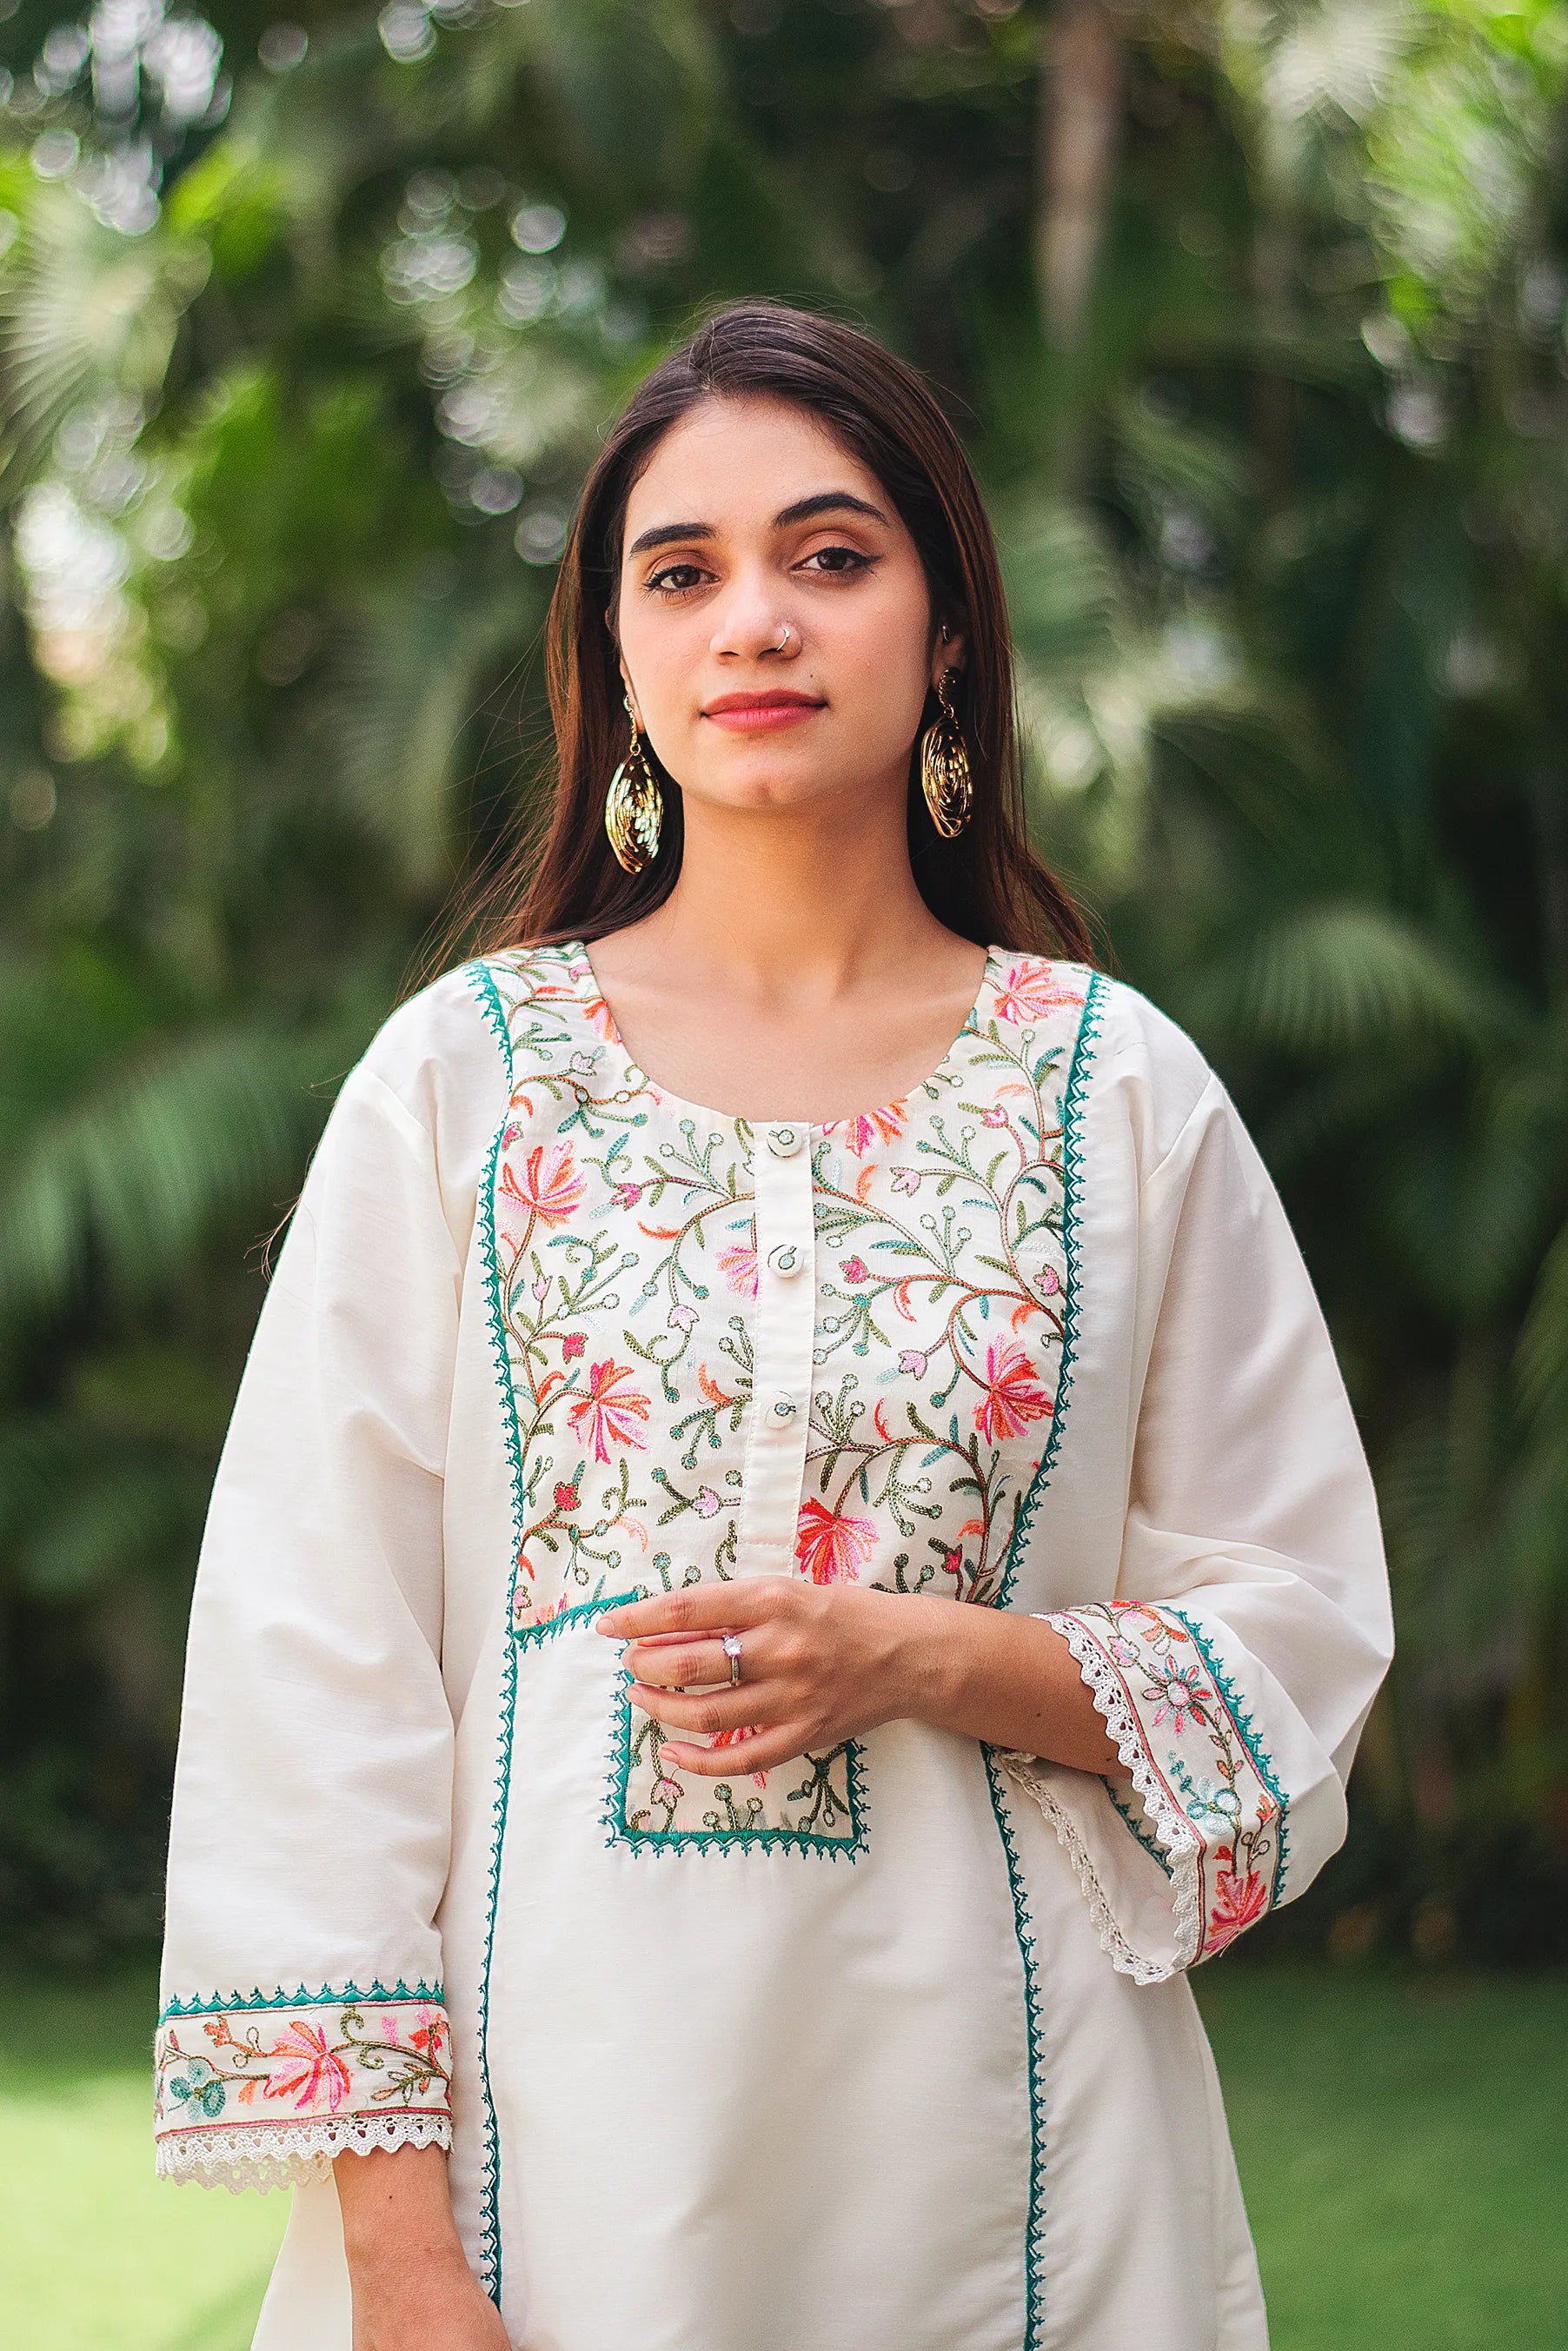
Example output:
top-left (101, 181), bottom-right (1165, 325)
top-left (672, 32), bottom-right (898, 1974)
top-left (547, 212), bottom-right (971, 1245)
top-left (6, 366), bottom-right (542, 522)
top-left (565, 938), bottom-right (998, 1134)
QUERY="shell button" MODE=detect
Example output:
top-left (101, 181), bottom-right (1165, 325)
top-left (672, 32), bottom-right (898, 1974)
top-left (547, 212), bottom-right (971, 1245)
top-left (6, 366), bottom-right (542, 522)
top-left (767, 1124), bottom-right (805, 1159)
top-left (769, 1392), bottom-right (799, 1425)
top-left (766, 1242), bottom-right (804, 1280)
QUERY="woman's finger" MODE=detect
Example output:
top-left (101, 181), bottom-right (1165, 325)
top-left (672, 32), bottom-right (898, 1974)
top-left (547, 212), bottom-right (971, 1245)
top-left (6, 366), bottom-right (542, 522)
top-left (628, 1676), bottom-right (788, 1738)
top-left (661, 1724), bottom-right (814, 1778)
top-left (624, 1635), bottom-right (734, 1690)
top-left (596, 1576), bottom-right (795, 1642)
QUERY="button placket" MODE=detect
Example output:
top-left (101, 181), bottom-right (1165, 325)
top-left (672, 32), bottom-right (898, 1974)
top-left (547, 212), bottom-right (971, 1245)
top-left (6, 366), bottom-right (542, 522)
top-left (737, 1123), bottom-right (816, 1573)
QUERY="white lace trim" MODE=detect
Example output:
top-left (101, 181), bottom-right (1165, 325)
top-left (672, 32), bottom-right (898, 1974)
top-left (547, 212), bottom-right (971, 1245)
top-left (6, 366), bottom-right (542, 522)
top-left (156, 2109), bottom-right (451, 2195)
top-left (994, 1611), bottom-right (1204, 1984)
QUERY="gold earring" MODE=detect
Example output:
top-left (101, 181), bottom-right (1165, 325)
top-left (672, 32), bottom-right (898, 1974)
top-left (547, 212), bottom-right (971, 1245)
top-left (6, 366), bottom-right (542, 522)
top-left (605, 694), bottom-right (663, 873)
top-left (920, 666), bottom-right (973, 839)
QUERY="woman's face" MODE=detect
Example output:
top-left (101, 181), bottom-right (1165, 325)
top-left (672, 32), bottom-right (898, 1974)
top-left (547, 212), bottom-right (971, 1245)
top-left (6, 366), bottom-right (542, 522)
top-left (612, 393), bottom-right (961, 821)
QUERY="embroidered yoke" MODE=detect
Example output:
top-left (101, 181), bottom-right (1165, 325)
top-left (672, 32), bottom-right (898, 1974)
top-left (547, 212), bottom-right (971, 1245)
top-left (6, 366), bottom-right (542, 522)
top-left (156, 941), bottom-right (1392, 2351)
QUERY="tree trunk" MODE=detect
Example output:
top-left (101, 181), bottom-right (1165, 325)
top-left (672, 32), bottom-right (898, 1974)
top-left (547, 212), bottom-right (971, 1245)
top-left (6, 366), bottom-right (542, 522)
top-left (1036, 0), bottom-right (1125, 353)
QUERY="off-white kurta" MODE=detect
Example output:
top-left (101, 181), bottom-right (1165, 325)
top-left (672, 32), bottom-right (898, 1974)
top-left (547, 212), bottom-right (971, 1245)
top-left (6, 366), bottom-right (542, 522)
top-left (155, 940), bottom-right (1392, 2351)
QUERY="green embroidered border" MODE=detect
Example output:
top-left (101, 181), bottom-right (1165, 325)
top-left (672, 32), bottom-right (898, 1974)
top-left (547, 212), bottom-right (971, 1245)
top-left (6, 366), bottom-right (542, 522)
top-left (517, 1591), bottom-right (870, 1856)
top-left (605, 1680), bottom-right (868, 1860)
top-left (1104, 1778), bottom-right (1174, 1881)
top-left (983, 1748), bottom-right (1047, 2348)
top-left (466, 955), bottom-right (528, 2309)
top-left (159, 1979), bottom-right (442, 2022)
top-left (1170, 1607), bottom-right (1291, 1904)
top-left (998, 966), bottom-right (1106, 1607)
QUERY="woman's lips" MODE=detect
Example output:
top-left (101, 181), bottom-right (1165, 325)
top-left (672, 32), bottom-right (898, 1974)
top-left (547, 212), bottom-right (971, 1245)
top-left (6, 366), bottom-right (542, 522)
top-left (701, 696), bottom-right (824, 733)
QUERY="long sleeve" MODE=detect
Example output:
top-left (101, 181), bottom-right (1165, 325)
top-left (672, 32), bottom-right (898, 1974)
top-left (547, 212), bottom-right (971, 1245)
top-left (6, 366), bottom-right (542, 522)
top-left (998, 1066), bottom-right (1393, 1983)
top-left (154, 1053), bottom-right (462, 2189)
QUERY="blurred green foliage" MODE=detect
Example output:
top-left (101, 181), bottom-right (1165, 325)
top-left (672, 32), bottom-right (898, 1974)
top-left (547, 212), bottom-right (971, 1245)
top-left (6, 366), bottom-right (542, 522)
top-left (1, 0), bottom-right (1565, 1965)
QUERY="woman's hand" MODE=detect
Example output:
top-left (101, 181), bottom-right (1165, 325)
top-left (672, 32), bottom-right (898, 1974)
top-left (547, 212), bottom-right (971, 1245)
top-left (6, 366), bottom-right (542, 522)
top-left (335, 2144), bottom-right (511, 2351)
top-left (595, 1574), bottom-right (925, 1776)
top-left (595, 1574), bottom-right (1126, 1779)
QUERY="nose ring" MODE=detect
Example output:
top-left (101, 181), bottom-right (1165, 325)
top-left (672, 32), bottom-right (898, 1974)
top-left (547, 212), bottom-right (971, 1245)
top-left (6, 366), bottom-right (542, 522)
top-left (773, 622), bottom-right (794, 654)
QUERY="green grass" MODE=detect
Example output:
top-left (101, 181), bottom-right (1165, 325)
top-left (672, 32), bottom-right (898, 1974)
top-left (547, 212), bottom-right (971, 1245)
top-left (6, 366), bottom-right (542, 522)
top-left (1, 1974), bottom-right (285, 2351)
top-left (4, 1964), bottom-right (1565, 2348)
top-left (1193, 1962), bottom-right (1568, 2348)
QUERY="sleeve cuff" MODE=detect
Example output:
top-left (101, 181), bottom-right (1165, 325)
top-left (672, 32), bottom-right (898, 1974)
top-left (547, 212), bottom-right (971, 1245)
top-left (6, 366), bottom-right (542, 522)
top-left (154, 1982), bottom-right (454, 2193)
top-left (996, 1601), bottom-right (1288, 1982)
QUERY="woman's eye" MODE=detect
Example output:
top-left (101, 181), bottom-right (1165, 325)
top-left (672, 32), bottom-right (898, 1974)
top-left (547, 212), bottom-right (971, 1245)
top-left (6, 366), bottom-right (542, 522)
top-left (801, 544), bottom-right (874, 576)
top-left (646, 562), bottom-right (708, 595)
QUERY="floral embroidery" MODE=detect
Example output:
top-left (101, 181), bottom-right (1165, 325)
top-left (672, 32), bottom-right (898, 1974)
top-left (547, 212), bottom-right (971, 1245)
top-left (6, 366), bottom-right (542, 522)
top-left (1049, 1600), bottom-right (1288, 1964)
top-left (796, 1494), bottom-right (878, 1584)
top-left (973, 1338), bottom-right (1055, 1446)
top-left (475, 946), bottom-right (1095, 1855)
top-left (993, 955), bottom-right (1086, 1026)
top-left (154, 1988), bottom-right (453, 2148)
top-left (610, 1664), bottom-right (866, 1853)
top-left (822, 1100), bottom-right (907, 1157)
top-left (567, 1358), bottom-right (651, 1464)
top-left (718, 1230), bottom-right (759, 1297)
top-left (501, 1139), bottom-right (585, 1227)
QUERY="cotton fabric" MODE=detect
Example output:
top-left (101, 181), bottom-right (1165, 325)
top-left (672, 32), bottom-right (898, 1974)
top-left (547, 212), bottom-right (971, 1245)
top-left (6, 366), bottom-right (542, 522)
top-left (155, 940), bottom-right (1392, 2351)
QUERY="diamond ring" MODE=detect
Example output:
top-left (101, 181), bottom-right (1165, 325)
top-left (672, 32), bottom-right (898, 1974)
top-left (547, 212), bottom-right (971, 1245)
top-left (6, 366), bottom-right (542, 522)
top-left (721, 1631), bottom-right (743, 1687)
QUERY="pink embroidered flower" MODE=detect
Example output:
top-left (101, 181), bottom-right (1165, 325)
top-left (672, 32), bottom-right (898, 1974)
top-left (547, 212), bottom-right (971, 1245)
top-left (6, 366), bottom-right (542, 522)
top-left (561, 1332), bottom-right (586, 1359)
top-left (264, 2022), bottom-right (352, 2114)
top-left (668, 1301), bottom-right (699, 1330)
top-left (694, 1486), bottom-right (721, 1518)
top-left (825, 1101), bottom-right (907, 1157)
top-left (1036, 1263), bottom-right (1061, 1298)
top-left (651, 1773), bottom-right (684, 1809)
top-left (718, 1239), bottom-right (759, 1298)
top-left (1151, 1662), bottom-right (1209, 1735)
top-left (580, 985), bottom-right (618, 1041)
top-left (1206, 1854), bottom-right (1270, 1954)
top-left (993, 959), bottom-right (1085, 1026)
top-left (890, 1165), bottom-right (923, 1196)
top-left (613, 1181), bottom-right (644, 1208)
top-left (981, 1104), bottom-right (1009, 1128)
top-left (973, 1338), bottom-right (1054, 1444)
top-left (567, 1358), bottom-right (651, 1464)
top-left (553, 1481), bottom-right (579, 1511)
top-left (501, 1139), bottom-right (585, 1226)
top-left (939, 1543), bottom-right (965, 1588)
top-left (840, 1254), bottom-right (870, 1284)
top-left (796, 1496), bottom-right (877, 1584)
top-left (899, 1348), bottom-right (927, 1378)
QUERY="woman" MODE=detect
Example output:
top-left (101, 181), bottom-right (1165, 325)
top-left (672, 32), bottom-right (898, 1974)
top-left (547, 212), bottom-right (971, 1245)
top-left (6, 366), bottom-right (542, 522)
top-left (155, 302), bottom-right (1392, 2351)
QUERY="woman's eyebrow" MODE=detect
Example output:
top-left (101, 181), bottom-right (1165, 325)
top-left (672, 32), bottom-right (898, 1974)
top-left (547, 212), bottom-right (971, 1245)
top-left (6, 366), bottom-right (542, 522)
top-left (626, 489), bottom-right (889, 560)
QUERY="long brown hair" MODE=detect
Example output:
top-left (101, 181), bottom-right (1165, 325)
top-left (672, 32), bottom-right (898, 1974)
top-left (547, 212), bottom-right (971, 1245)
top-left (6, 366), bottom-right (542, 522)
top-left (466, 299), bottom-right (1094, 965)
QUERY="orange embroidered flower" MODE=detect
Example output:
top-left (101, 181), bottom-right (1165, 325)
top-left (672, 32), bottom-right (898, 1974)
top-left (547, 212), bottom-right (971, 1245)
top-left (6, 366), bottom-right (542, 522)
top-left (263, 2021), bottom-right (353, 2113)
top-left (824, 1101), bottom-right (907, 1157)
top-left (710, 1723), bottom-right (770, 1789)
top-left (501, 1139), bottom-right (585, 1225)
top-left (973, 1338), bottom-right (1054, 1444)
top-left (993, 959), bottom-right (1085, 1026)
top-left (567, 1358), bottom-right (651, 1464)
top-left (796, 1496), bottom-right (877, 1584)
top-left (1206, 1854), bottom-right (1270, 1955)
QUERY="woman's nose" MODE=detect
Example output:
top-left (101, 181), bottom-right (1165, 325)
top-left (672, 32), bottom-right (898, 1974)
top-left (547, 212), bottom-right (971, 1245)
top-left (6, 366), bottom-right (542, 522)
top-left (709, 574), bottom-right (798, 661)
